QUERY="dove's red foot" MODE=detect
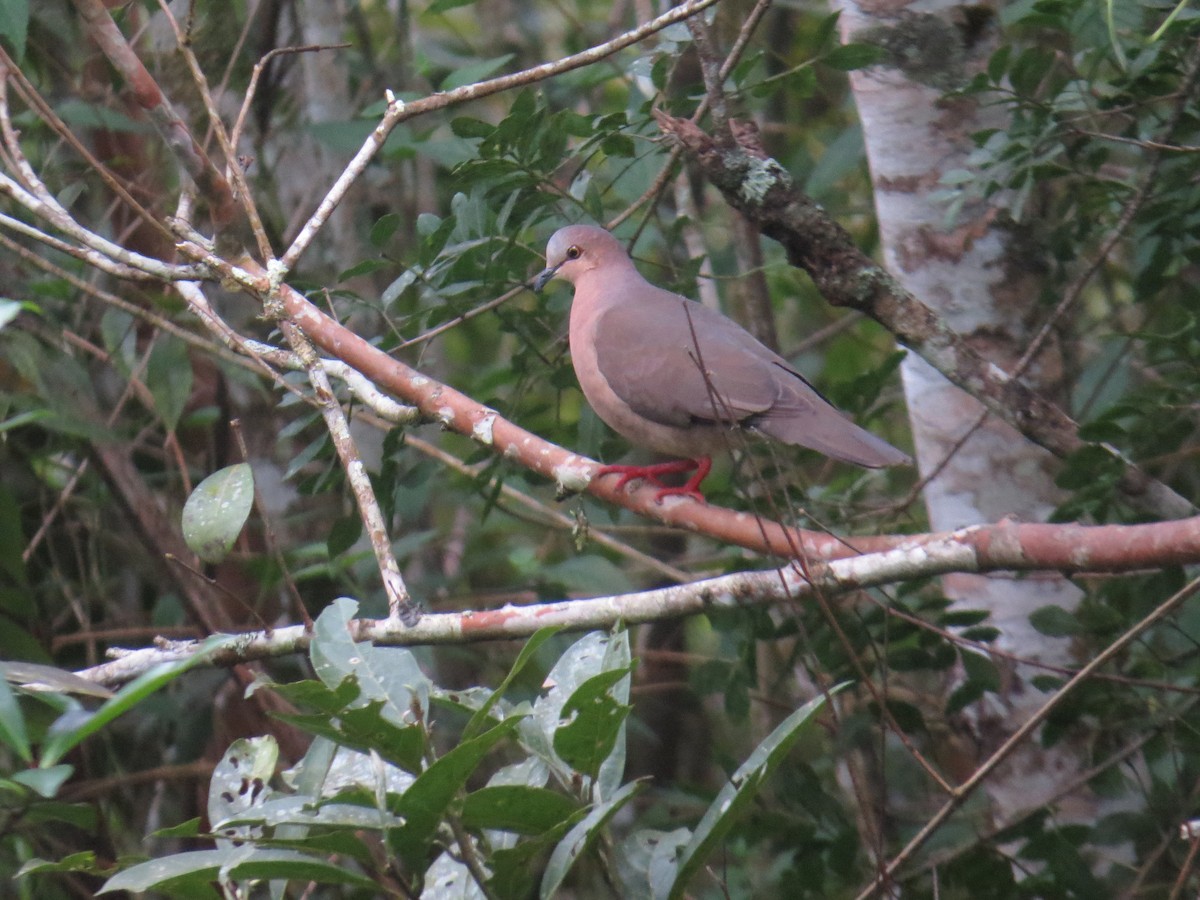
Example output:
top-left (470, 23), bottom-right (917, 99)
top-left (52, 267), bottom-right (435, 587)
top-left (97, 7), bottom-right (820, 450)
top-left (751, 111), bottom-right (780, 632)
top-left (596, 457), bottom-right (712, 504)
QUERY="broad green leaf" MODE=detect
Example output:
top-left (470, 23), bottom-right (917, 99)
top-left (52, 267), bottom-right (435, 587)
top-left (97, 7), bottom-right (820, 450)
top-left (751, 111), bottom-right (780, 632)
top-left (615, 828), bottom-right (691, 899)
top-left (522, 630), bottom-right (624, 784)
top-left (146, 335), bottom-right (193, 431)
top-left (40, 636), bottom-right (234, 766)
top-left (0, 668), bottom-right (30, 761)
top-left (337, 258), bottom-right (389, 281)
top-left (553, 667), bottom-right (632, 780)
top-left (462, 625), bottom-right (562, 742)
top-left (423, 849), bottom-right (488, 898)
top-left (369, 212), bottom-right (403, 247)
top-left (450, 117), bottom-right (493, 140)
top-left (540, 779), bottom-right (643, 899)
top-left (1029, 605), bottom-right (1081, 637)
top-left (181, 463), bottom-right (255, 563)
top-left (0, 0), bottom-right (28, 61)
top-left (389, 718), bottom-right (519, 869)
top-left (277, 701), bottom-right (425, 774)
top-left (219, 796), bottom-right (405, 831)
top-left (662, 686), bottom-right (845, 900)
top-left (488, 817), bottom-right (578, 898)
top-left (595, 630), bottom-right (631, 802)
top-left (98, 847), bottom-right (375, 893)
top-left (309, 598), bottom-right (431, 725)
top-left (460, 785), bottom-right (578, 834)
top-left (12, 764), bottom-right (72, 797)
top-left (208, 736), bottom-right (279, 842)
top-left (961, 650), bottom-right (1001, 692)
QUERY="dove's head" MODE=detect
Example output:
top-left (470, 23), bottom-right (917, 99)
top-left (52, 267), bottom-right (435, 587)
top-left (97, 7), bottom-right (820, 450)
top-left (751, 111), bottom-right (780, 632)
top-left (533, 225), bottom-right (627, 292)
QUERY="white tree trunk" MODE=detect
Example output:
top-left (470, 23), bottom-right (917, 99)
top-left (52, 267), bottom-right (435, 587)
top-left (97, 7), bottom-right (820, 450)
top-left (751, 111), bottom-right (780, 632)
top-left (832, 0), bottom-right (1090, 826)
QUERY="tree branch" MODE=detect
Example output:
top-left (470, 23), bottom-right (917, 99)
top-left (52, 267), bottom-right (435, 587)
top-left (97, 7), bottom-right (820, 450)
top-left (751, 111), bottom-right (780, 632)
top-left (74, 515), bottom-right (1200, 687)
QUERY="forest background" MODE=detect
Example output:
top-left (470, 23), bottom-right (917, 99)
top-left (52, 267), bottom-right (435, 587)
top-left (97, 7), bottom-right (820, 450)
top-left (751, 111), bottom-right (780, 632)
top-left (0, 0), bottom-right (1199, 897)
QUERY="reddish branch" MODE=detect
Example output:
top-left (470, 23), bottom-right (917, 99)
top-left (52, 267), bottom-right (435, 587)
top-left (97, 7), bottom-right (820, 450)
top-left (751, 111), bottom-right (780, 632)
top-left (70, 0), bottom-right (237, 229)
top-left (266, 278), bottom-right (1200, 570)
top-left (77, 516), bottom-right (1200, 686)
top-left (652, 111), bottom-right (1195, 522)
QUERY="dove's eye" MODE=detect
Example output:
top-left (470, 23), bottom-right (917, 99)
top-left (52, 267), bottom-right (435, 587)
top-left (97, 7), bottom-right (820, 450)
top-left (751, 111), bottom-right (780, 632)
top-left (566, 245), bottom-right (581, 260)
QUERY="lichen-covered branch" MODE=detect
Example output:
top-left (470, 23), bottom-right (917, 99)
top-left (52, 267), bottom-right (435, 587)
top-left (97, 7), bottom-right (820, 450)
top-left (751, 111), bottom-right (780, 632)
top-left (73, 518), bottom-right (1200, 687)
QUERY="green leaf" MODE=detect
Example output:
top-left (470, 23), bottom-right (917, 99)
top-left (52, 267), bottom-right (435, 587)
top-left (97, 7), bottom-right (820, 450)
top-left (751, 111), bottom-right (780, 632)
top-left (40, 636), bottom-right (235, 766)
top-left (462, 625), bottom-right (562, 742)
top-left (12, 764), bottom-right (72, 797)
top-left (336, 258), bottom-right (388, 281)
top-left (461, 785), bottom-right (578, 834)
top-left (16, 851), bottom-right (103, 879)
top-left (326, 514), bottom-right (362, 558)
top-left (540, 780), bottom-right (643, 899)
top-left (0, 668), bottom-right (30, 762)
top-left (181, 463), bottom-right (255, 563)
top-left (99, 848), bottom-right (375, 893)
top-left (369, 212), bottom-right (403, 248)
top-left (425, 0), bottom-right (476, 14)
top-left (489, 817), bottom-right (578, 898)
top-left (277, 700), bottom-right (425, 774)
top-left (823, 42), bottom-right (886, 71)
top-left (523, 630), bottom-right (629, 788)
top-left (1029, 605), bottom-right (1081, 637)
top-left (621, 828), bottom-right (691, 899)
top-left (960, 651), bottom-right (1001, 692)
top-left (662, 686), bottom-right (845, 900)
top-left (146, 335), bottom-right (193, 431)
top-left (450, 117), bottom-right (494, 140)
top-left (208, 736), bottom-right (278, 838)
top-left (946, 680), bottom-right (985, 715)
top-left (600, 133), bottom-right (636, 158)
top-left (309, 598), bottom-right (431, 723)
top-left (389, 718), bottom-right (519, 869)
top-left (2, 660), bottom-right (113, 698)
top-left (150, 817), bottom-right (203, 839)
top-left (553, 667), bottom-right (633, 780)
top-left (0, 0), bottom-right (28, 61)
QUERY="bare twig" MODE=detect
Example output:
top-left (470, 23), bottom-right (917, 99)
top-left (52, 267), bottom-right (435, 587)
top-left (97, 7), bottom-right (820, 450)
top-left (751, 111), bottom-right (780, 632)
top-left (273, 312), bottom-right (420, 626)
top-left (0, 66), bottom-right (206, 280)
top-left (229, 43), bottom-right (352, 156)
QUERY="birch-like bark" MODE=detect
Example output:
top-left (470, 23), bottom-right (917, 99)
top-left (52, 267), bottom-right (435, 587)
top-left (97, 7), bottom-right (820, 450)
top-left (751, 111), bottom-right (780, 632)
top-left (832, 0), bottom-right (1092, 828)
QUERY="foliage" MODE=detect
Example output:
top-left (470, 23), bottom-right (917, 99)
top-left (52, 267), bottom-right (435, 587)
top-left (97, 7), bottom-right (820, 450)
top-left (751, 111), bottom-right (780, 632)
top-left (18, 607), bottom-right (834, 899)
top-left (0, 0), bottom-right (1196, 897)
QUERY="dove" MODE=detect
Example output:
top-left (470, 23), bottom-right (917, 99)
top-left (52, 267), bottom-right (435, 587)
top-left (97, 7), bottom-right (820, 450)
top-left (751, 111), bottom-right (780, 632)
top-left (534, 224), bottom-right (909, 502)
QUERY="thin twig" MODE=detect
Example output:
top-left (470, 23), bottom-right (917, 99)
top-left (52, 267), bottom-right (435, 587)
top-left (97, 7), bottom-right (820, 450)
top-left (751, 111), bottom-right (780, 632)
top-left (275, 314), bottom-right (420, 626)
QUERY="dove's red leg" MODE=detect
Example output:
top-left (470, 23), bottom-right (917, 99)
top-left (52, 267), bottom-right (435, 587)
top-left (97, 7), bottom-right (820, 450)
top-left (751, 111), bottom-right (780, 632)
top-left (595, 457), bottom-right (711, 504)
